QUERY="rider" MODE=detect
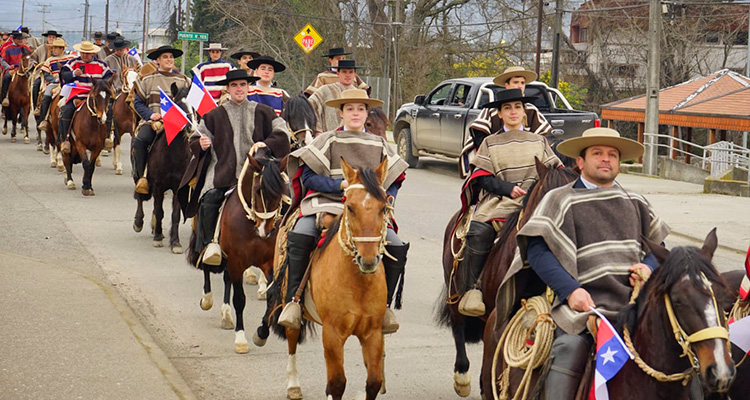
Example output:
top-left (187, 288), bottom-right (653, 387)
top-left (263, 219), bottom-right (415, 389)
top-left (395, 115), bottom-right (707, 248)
top-left (460, 66), bottom-right (553, 178)
top-left (58, 41), bottom-right (113, 154)
top-left (103, 36), bottom-right (141, 147)
top-left (277, 88), bottom-right (410, 334)
top-left (191, 43), bottom-right (234, 101)
top-left (497, 127), bottom-right (669, 400)
top-left (308, 59), bottom-right (364, 132)
top-left (304, 47), bottom-right (369, 97)
top-left (0, 31), bottom-right (33, 108)
top-left (20, 27), bottom-right (41, 50)
top-left (30, 30), bottom-right (63, 116)
top-left (131, 45), bottom-right (190, 195)
top-left (177, 69), bottom-right (291, 266)
top-left (230, 48), bottom-right (259, 75)
top-left (456, 89), bottom-right (562, 317)
top-left (37, 38), bottom-right (74, 132)
top-left (246, 55), bottom-right (289, 116)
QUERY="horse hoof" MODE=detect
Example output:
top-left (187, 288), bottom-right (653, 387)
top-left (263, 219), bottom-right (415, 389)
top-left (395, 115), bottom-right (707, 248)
top-left (50, 161), bottom-right (57, 168)
top-left (133, 222), bottom-right (143, 233)
top-left (152, 240), bottom-right (164, 248)
top-left (171, 245), bottom-right (183, 254)
top-left (95, 158), bottom-right (102, 167)
top-left (57, 164), bottom-right (64, 172)
top-left (287, 386), bottom-right (303, 400)
top-left (235, 342), bottom-right (249, 354)
top-left (24, 137), bottom-right (30, 144)
top-left (66, 180), bottom-right (75, 190)
top-left (199, 293), bottom-right (213, 311)
top-left (454, 372), bottom-right (471, 397)
top-left (10, 137), bottom-right (16, 143)
top-left (115, 168), bottom-right (122, 175)
top-left (244, 269), bottom-right (259, 285)
top-left (82, 189), bottom-right (95, 196)
top-left (36, 143), bottom-right (42, 151)
top-left (42, 147), bottom-right (50, 155)
top-left (252, 331), bottom-right (267, 347)
top-left (101, 149), bottom-right (109, 156)
top-left (221, 304), bottom-right (234, 330)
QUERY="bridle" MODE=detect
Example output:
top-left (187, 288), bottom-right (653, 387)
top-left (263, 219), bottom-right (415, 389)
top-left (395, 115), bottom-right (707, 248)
top-left (337, 183), bottom-right (394, 271)
top-left (236, 156), bottom-right (289, 224)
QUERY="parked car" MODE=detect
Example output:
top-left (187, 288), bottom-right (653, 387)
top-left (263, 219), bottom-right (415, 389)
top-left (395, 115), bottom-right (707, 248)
top-left (393, 77), bottom-right (600, 168)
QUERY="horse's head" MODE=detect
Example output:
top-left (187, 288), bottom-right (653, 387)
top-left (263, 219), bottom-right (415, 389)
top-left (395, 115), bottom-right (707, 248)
top-left (340, 157), bottom-right (390, 274)
top-left (90, 78), bottom-right (114, 125)
top-left (636, 229), bottom-right (735, 393)
top-left (365, 107), bottom-right (389, 140)
top-left (245, 147), bottom-right (289, 238)
top-left (519, 158), bottom-right (579, 227)
top-left (281, 95), bottom-right (316, 149)
top-left (170, 82), bottom-right (195, 126)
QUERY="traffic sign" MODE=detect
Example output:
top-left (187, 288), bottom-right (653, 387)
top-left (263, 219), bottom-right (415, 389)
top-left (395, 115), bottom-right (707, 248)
top-left (294, 24), bottom-right (323, 54)
top-left (177, 31), bottom-right (208, 41)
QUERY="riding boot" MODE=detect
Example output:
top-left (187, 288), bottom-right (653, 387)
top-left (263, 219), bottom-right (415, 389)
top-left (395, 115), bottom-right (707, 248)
top-left (457, 221), bottom-right (496, 317)
top-left (196, 189), bottom-right (225, 266)
top-left (1, 78), bottom-right (9, 108)
top-left (278, 232), bottom-right (318, 329)
top-left (132, 136), bottom-right (149, 194)
top-left (38, 96), bottom-right (52, 131)
top-left (104, 101), bottom-right (114, 151)
top-left (382, 242), bottom-right (409, 334)
top-left (543, 333), bottom-right (592, 400)
top-left (32, 78), bottom-right (41, 115)
top-left (59, 118), bottom-right (72, 154)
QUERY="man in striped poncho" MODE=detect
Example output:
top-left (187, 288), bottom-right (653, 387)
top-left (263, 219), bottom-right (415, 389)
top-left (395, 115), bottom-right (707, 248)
top-left (191, 43), bottom-right (234, 102)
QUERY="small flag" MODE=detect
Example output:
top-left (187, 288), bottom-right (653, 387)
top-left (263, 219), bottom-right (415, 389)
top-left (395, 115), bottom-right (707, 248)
top-left (186, 74), bottom-right (217, 117)
top-left (128, 46), bottom-right (142, 66)
top-left (588, 309), bottom-right (633, 400)
top-left (159, 88), bottom-right (190, 145)
top-left (729, 315), bottom-right (750, 354)
top-left (60, 82), bottom-right (91, 104)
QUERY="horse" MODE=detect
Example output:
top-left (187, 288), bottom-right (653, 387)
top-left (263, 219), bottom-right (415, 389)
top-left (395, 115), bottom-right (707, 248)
top-left (481, 229), bottom-right (736, 400)
top-left (46, 91), bottom-right (64, 171)
top-left (436, 159), bottom-right (579, 397)
top-left (259, 157), bottom-right (391, 400)
top-left (2, 50), bottom-right (32, 143)
top-left (132, 82), bottom-right (192, 253)
top-left (365, 106), bottom-right (389, 140)
top-left (111, 67), bottom-right (139, 175)
top-left (281, 94), bottom-right (317, 151)
top-left (61, 78), bottom-right (114, 195)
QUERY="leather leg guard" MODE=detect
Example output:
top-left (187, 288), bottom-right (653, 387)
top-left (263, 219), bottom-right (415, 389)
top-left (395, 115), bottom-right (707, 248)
top-left (132, 136), bottom-right (149, 192)
top-left (383, 242), bottom-right (409, 334)
top-left (543, 333), bottom-right (592, 400)
top-left (278, 232), bottom-right (318, 329)
top-left (195, 189), bottom-right (224, 265)
top-left (457, 221), bottom-right (496, 317)
top-left (38, 96), bottom-right (52, 131)
top-left (59, 118), bottom-right (72, 154)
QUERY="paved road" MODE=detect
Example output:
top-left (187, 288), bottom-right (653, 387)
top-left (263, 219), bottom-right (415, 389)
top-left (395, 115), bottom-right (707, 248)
top-left (1, 126), bottom-right (747, 400)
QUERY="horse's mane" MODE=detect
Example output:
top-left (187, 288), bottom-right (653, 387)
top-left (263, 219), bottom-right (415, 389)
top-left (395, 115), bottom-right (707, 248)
top-left (368, 107), bottom-right (388, 125)
top-left (252, 151), bottom-right (286, 200)
top-left (281, 95), bottom-right (316, 132)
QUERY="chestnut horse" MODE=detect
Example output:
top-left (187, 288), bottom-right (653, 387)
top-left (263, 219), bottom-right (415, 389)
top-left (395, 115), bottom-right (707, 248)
top-left (62, 78), bottom-right (114, 195)
top-left (133, 83), bottom-right (191, 253)
top-left (365, 106), bottom-right (389, 140)
top-left (260, 158), bottom-right (392, 400)
top-left (111, 67), bottom-right (139, 175)
top-left (436, 160), bottom-right (578, 397)
top-left (481, 229), bottom-right (736, 400)
top-left (2, 49), bottom-right (32, 143)
top-left (46, 92), bottom-right (64, 171)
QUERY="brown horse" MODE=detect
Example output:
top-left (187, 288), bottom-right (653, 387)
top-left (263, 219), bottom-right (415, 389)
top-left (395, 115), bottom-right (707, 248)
top-left (365, 106), bottom-right (389, 140)
top-left (62, 78), bottom-right (114, 195)
top-left (111, 67), bottom-right (139, 175)
top-left (2, 50), bottom-right (32, 143)
top-left (46, 92), bottom-right (64, 171)
top-left (260, 158), bottom-right (391, 400)
top-left (436, 160), bottom-right (578, 398)
top-left (481, 229), bottom-right (736, 400)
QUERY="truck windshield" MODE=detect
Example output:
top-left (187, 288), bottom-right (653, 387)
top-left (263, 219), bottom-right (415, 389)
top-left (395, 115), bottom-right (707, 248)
top-left (478, 84), bottom-right (551, 112)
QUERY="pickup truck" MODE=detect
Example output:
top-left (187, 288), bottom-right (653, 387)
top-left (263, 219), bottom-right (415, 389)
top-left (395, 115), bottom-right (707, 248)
top-left (393, 77), bottom-right (600, 168)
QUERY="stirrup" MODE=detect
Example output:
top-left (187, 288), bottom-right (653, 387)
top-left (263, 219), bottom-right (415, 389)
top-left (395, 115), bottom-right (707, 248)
top-left (458, 289), bottom-right (486, 317)
top-left (201, 242), bottom-right (222, 266)
top-left (135, 177), bottom-right (149, 194)
top-left (278, 302), bottom-right (302, 329)
top-left (382, 308), bottom-right (400, 334)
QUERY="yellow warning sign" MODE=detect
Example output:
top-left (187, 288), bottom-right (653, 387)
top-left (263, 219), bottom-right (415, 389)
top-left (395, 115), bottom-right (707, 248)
top-left (294, 24), bottom-right (323, 54)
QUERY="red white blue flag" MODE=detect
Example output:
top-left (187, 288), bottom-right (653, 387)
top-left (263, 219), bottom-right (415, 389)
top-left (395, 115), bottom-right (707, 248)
top-left (127, 46), bottom-right (142, 66)
top-left (60, 82), bottom-right (90, 104)
top-left (588, 309), bottom-right (633, 400)
top-left (159, 88), bottom-right (189, 145)
top-left (186, 74), bottom-right (217, 117)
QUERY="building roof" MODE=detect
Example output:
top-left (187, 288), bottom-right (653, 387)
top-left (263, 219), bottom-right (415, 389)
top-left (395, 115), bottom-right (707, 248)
top-left (601, 69), bottom-right (750, 130)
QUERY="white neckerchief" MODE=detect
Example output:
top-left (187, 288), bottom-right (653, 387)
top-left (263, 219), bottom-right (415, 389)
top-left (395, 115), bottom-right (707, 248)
top-left (580, 175), bottom-right (619, 189)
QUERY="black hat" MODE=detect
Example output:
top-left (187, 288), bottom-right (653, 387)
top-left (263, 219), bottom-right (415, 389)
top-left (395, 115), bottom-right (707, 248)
top-left (322, 47), bottom-right (351, 58)
top-left (106, 32), bottom-right (118, 41)
top-left (481, 89), bottom-right (534, 109)
top-left (20, 26), bottom-right (29, 33)
top-left (215, 69), bottom-right (260, 86)
top-left (111, 37), bottom-right (130, 50)
top-left (92, 31), bottom-right (104, 39)
top-left (147, 45), bottom-right (183, 60)
top-left (230, 48), bottom-right (260, 60)
top-left (246, 55), bottom-right (286, 73)
top-left (11, 31), bottom-right (23, 39)
top-left (41, 30), bottom-right (62, 37)
top-left (335, 59), bottom-right (363, 70)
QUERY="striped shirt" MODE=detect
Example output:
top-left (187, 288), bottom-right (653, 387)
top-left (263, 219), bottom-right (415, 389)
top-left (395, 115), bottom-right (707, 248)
top-left (41, 54), bottom-right (75, 76)
top-left (191, 59), bottom-right (234, 100)
top-left (61, 57), bottom-right (113, 101)
top-left (247, 84), bottom-right (288, 115)
top-left (1, 43), bottom-right (33, 70)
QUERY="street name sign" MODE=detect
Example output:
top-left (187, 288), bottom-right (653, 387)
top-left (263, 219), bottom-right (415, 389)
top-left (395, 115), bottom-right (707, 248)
top-left (177, 31), bottom-right (208, 41)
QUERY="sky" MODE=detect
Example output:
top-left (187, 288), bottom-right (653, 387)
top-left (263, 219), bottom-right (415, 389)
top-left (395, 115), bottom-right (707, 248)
top-left (0, 0), bottom-right (172, 43)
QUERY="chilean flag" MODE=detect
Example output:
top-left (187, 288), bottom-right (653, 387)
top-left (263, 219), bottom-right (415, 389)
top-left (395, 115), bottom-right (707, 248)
top-left (186, 74), bottom-right (217, 117)
top-left (740, 244), bottom-right (750, 300)
top-left (128, 46), bottom-right (142, 66)
top-left (60, 82), bottom-right (90, 104)
top-left (159, 88), bottom-right (190, 145)
top-left (588, 309), bottom-right (633, 400)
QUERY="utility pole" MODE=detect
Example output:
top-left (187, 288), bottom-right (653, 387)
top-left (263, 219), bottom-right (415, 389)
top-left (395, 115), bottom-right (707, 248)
top-left (83, 0), bottom-right (90, 41)
top-left (21, 0), bottom-right (26, 26)
top-left (392, 0), bottom-right (402, 119)
top-left (105, 0), bottom-right (110, 34)
top-left (644, 0), bottom-right (662, 175)
top-left (39, 4), bottom-right (51, 32)
top-left (549, 0), bottom-right (563, 88)
top-left (142, 0), bottom-right (149, 55)
top-left (535, 0), bottom-right (544, 76)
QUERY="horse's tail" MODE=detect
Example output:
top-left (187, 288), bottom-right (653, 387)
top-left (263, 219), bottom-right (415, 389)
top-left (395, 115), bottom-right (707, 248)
top-left (434, 287), bottom-right (486, 343)
top-left (266, 260), bottom-right (311, 344)
top-left (186, 226), bottom-right (200, 268)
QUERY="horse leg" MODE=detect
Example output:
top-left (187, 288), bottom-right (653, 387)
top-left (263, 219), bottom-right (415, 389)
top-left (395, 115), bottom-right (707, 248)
top-left (286, 327), bottom-right (303, 400)
top-left (221, 269), bottom-right (235, 330)
top-left (256, 267), bottom-right (269, 300)
top-left (152, 190), bottom-right (165, 247)
top-left (81, 150), bottom-right (97, 196)
top-left (359, 331), bottom-right (385, 400)
top-left (244, 267), bottom-right (259, 285)
top-left (230, 270), bottom-right (248, 354)
top-left (63, 153), bottom-right (75, 190)
top-left (453, 321), bottom-right (472, 397)
top-left (169, 195), bottom-right (183, 254)
top-left (253, 288), bottom-right (273, 347)
top-left (133, 193), bottom-right (145, 232)
top-left (113, 141), bottom-right (123, 175)
top-left (200, 269), bottom-right (213, 310)
top-left (22, 107), bottom-right (29, 144)
top-left (323, 324), bottom-right (347, 400)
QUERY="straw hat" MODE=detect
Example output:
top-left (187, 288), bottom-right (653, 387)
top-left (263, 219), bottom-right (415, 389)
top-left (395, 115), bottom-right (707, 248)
top-left (556, 127), bottom-right (644, 161)
top-left (73, 41), bottom-right (101, 54)
top-left (325, 88), bottom-right (384, 108)
top-left (205, 43), bottom-right (228, 51)
top-left (493, 66), bottom-right (538, 86)
top-left (51, 38), bottom-right (67, 48)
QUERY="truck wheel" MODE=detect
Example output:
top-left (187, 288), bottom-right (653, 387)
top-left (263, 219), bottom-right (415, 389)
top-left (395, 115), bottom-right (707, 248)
top-left (397, 128), bottom-right (419, 168)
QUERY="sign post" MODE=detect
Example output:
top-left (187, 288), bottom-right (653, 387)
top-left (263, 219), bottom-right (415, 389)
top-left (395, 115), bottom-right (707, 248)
top-left (177, 31), bottom-right (209, 73)
top-left (294, 24), bottom-right (323, 89)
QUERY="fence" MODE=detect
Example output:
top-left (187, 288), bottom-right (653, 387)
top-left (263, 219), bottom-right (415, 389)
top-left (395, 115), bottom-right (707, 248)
top-left (360, 76), bottom-right (391, 117)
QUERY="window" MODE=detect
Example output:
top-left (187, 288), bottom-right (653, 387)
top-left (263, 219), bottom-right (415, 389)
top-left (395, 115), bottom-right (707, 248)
top-left (428, 84), bottom-right (453, 106)
top-left (579, 28), bottom-right (588, 43)
top-left (450, 84), bottom-right (471, 107)
top-left (616, 64), bottom-right (637, 79)
top-left (482, 84), bottom-right (550, 112)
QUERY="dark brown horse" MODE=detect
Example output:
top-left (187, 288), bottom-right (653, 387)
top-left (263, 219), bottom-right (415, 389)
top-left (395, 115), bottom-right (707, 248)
top-left (365, 106), bottom-right (389, 140)
top-left (2, 50), bottom-right (32, 143)
top-left (62, 78), bottom-right (114, 195)
top-left (111, 67), bottom-right (139, 175)
top-left (133, 83), bottom-right (191, 253)
top-left (437, 160), bottom-right (579, 397)
top-left (46, 92), bottom-right (64, 171)
top-left (481, 229), bottom-right (736, 400)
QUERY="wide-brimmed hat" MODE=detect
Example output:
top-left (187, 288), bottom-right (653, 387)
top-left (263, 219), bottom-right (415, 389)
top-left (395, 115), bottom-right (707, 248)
top-left (230, 48), bottom-right (260, 60)
top-left (73, 41), bottom-right (101, 54)
top-left (556, 127), bottom-right (644, 161)
top-left (41, 30), bottom-right (62, 37)
top-left (336, 59), bottom-right (364, 70)
top-left (51, 38), bottom-right (67, 48)
top-left (92, 31), bottom-right (104, 39)
top-left (106, 32), bottom-right (119, 41)
top-left (11, 31), bottom-right (23, 40)
top-left (215, 69), bottom-right (260, 86)
top-left (20, 27), bottom-right (29, 33)
top-left (482, 88), bottom-right (534, 109)
top-left (322, 47), bottom-right (351, 58)
top-left (205, 43), bottom-right (228, 51)
top-left (247, 55), bottom-right (286, 72)
top-left (325, 88), bottom-right (383, 108)
top-left (111, 37), bottom-right (130, 50)
top-left (147, 45), bottom-right (183, 60)
top-left (493, 66), bottom-right (538, 86)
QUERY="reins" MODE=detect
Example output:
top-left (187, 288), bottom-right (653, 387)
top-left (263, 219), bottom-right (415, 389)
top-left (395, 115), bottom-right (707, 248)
top-left (337, 183), bottom-right (394, 263)
top-left (236, 156), bottom-right (289, 224)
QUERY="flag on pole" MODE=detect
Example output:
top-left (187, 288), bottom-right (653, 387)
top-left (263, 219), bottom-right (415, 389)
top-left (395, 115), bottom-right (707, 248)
top-left (159, 88), bottom-right (190, 145)
top-left (186, 74), bottom-right (217, 117)
top-left (729, 315), bottom-right (750, 354)
top-left (128, 46), bottom-right (143, 66)
top-left (588, 309), bottom-right (633, 400)
top-left (60, 82), bottom-right (91, 104)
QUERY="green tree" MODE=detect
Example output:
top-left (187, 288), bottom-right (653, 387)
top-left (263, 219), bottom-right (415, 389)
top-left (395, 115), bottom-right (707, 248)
top-left (538, 70), bottom-right (588, 110)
